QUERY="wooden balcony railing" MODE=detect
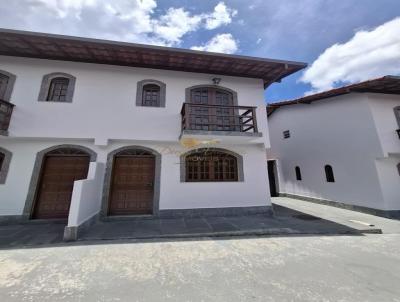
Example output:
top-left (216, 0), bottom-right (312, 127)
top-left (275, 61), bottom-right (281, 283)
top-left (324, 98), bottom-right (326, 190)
top-left (181, 103), bottom-right (258, 133)
top-left (0, 99), bottom-right (15, 134)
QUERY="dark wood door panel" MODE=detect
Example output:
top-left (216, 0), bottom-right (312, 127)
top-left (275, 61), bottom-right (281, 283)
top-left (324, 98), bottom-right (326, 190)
top-left (109, 156), bottom-right (155, 216)
top-left (33, 156), bottom-right (90, 219)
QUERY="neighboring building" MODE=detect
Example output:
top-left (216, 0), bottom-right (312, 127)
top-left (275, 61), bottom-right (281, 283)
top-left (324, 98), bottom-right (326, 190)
top-left (0, 28), bottom-right (306, 239)
top-left (267, 76), bottom-right (400, 218)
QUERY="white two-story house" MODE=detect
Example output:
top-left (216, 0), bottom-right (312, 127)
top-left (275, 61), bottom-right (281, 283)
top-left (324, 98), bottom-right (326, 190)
top-left (0, 28), bottom-right (305, 239)
top-left (267, 76), bottom-right (400, 219)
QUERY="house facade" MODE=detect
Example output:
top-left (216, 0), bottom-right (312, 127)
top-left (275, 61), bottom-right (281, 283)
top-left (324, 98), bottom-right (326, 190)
top-left (0, 29), bottom-right (305, 239)
top-left (267, 76), bottom-right (400, 218)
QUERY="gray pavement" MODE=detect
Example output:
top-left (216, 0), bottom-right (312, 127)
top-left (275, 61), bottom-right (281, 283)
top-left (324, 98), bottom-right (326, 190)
top-left (0, 234), bottom-right (399, 301)
top-left (0, 202), bottom-right (368, 249)
top-left (273, 197), bottom-right (400, 234)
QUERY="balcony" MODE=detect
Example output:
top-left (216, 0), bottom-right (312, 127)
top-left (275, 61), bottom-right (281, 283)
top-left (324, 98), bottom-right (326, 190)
top-left (180, 103), bottom-right (262, 144)
top-left (0, 99), bottom-right (15, 135)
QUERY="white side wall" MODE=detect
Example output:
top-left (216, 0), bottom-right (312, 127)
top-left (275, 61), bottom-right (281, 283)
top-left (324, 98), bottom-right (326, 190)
top-left (268, 93), bottom-right (400, 211)
top-left (68, 162), bottom-right (105, 227)
top-left (0, 139), bottom-right (270, 216)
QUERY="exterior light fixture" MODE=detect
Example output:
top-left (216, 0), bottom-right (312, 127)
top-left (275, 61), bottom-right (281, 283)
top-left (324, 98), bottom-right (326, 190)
top-left (212, 77), bottom-right (221, 85)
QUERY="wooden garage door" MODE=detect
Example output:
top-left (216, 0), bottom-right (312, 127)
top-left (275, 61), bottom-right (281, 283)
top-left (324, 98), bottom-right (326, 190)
top-left (33, 155), bottom-right (90, 219)
top-left (109, 155), bottom-right (155, 215)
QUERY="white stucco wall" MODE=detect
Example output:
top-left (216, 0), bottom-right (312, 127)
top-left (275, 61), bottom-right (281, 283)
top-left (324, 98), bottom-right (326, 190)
top-left (268, 93), bottom-right (400, 211)
top-left (0, 55), bottom-right (272, 217)
top-left (0, 55), bottom-right (269, 147)
top-left (68, 162), bottom-right (105, 227)
top-left (0, 139), bottom-right (270, 216)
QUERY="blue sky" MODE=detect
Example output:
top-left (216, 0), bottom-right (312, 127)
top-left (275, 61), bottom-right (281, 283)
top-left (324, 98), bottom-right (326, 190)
top-left (0, 0), bottom-right (399, 103)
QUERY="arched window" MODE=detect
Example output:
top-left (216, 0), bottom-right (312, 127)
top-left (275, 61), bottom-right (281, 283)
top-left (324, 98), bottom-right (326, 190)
top-left (38, 73), bottom-right (76, 103)
top-left (136, 79), bottom-right (166, 107)
top-left (184, 149), bottom-right (240, 182)
top-left (325, 165), bottom-right (335, 182)
top-left (0, 147), bottom-right (12, 184)
top-left (295, 166), bottom-right (302, 181)
top-left (142, 84), bottom-right (161, 107)
top-left (0, 70), bottom-right (16, 101)
top-left (47, 77), bottom-right (69, 102)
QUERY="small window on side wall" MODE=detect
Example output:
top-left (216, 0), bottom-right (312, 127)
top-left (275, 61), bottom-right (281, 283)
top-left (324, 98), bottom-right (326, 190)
top-left (136, 79), bottom-right (166, 107)
top-left (283, 130), bottom-right (290, 139)
top-left (325, 165), bottom-right (335, 182)
top-left (38, 73), bottom-right (76, 103)
top-left (295, 166), bottom-right (302, 181)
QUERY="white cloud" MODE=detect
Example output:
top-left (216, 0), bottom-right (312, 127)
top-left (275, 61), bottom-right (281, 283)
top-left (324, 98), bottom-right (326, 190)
top-left (153, 8), bottom-right (202, 45)
top-left (301, 17), bottom-right (400, 93)
top-left (191, 33), bottom-right (238, 54)
top-left (204, 2), bottom-right (237, 30)
top-left (0, 0), bottom-right (237, 47)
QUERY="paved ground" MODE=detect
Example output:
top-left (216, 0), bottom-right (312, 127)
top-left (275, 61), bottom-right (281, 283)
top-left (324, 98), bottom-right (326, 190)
top-left (0, 234), bottom-right (399, 301)
top-left (273, 197), bottom-right (400, 234)
top-left (0, 199), bottom-right (370, 248)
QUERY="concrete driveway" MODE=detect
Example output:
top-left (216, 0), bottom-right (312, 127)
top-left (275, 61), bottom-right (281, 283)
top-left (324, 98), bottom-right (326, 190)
top-left (1, 234), bottom-right (400, 301)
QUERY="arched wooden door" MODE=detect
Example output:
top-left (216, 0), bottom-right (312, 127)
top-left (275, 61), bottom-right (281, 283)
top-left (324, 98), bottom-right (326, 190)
top-left (108, 149), bottom-right (155, 216)
top-left (33, 148), bottom-right (90, 219)
top-left (189, 87), bottom-right (238, 131)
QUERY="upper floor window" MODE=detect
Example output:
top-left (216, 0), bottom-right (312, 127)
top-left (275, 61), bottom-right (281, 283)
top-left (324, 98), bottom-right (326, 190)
top-left (142, 84), bottom-right (160, 107)
top-left (183, 148), bottom-right (242, 182)
top-left (136, 79), bottom-right (166, 107)
top-left (0, 147), bottom-right (12, 184)
top-left (325, 165), bottom-right (335, 182)
top-left (38, 72), bottom-right (76, 103)
top-left (0, 70), bottom-right (16, 102)
top-left (47, 77), bottom-right (69, 102)
top-left (295, 166), bottom-right (302, 181)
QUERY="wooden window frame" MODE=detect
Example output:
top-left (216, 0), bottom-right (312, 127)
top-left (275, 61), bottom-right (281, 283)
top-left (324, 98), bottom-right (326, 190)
top-left (38, 72), bottom-right (76, 103)
top-left (181, 148), bottom-right (244, 182)
top-left (136, 79), bottom-right (166, 107)
top-left (0, 70), bottom-right (16, 102)
top-left (46, 77), bottom-right (70, 102)
top-left (142, 84), bottom-right (161, 107)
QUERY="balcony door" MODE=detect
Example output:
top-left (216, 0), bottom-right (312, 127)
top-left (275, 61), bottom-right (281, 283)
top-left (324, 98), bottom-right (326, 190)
top-left (190, 87), bottom-right (238, 131)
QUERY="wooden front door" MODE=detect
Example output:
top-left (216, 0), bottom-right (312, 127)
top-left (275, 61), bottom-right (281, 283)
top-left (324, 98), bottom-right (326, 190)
top-left (33, 155), bottom-right (90, 219)
top-left (109, 155), bottom-right (155, 215)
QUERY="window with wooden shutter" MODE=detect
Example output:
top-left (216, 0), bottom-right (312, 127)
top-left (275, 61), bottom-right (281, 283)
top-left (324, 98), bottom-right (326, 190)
top-left (185, 150), bottom-right (238, 182)
top-left (142, 84), bottom-right (161, 107)
top-left (47, 77), bottom-right (69, 102)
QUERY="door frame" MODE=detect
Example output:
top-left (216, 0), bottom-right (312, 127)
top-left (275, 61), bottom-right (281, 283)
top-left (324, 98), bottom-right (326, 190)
top-left (267, 160), bottom-right (279, 197)
top-left (23, 144), bottom-right (97, 220)
top-left (101, 146), bottom-right (162, 218)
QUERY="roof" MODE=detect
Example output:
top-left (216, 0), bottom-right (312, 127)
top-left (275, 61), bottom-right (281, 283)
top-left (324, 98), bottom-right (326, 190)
top-left (267, 76), bottom-right (400, 116)
top-left (0, 28), bottom-right (306, 88)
